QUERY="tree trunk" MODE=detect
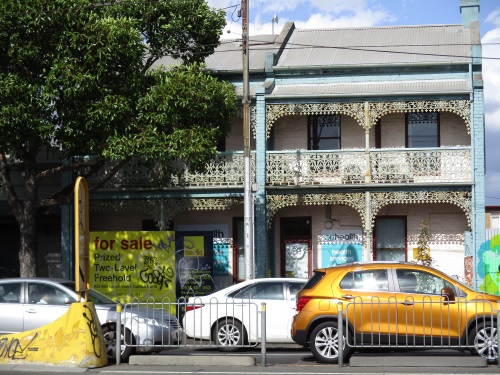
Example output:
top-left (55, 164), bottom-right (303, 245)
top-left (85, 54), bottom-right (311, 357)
top-left (19, 214), bottom-right (38, 277)
top-left (18, 150), bottom-right (40, 278)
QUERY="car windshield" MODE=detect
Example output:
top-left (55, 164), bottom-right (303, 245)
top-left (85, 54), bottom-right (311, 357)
top-left (61, 281), bottom-right (116, 304)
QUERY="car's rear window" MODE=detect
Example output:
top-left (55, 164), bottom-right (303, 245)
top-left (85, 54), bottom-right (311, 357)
top-left (302, 271), bottom-right (325, 289)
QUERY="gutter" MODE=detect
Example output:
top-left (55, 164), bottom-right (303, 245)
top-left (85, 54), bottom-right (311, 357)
top-left (272, 61), bottom-right (471, 71)
top-left (265, 91), bottom-right (472, 100)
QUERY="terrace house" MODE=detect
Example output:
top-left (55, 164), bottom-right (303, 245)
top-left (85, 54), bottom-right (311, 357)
top-left (84, 1), bottom-right (485, 289)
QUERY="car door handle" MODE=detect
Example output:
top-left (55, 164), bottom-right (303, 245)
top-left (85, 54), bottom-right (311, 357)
top-left (341, 294), bottom-right (355, 300)
top-left (25, 309), bottom-right (38, 313)
top-left (400, 301), bottom-right (414, 306)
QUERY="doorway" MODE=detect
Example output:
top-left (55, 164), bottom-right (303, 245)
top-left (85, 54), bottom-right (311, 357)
top-left (373, 216), bottom-right (407, 261)
top-left (280, 217), bottom-right (312, 278)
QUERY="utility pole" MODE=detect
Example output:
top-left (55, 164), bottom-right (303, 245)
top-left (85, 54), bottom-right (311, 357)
top-left (242, 0), bottom-right (254, 280)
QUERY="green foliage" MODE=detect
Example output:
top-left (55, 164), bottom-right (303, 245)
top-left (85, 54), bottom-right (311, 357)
top-left (0, 0), bottom-right (231, 158)
top-left (414, 220), bottom-right (434, 267)
top-left (0, 0), bottom-right (236, 276)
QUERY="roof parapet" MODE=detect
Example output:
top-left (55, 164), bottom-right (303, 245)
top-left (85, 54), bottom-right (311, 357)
top-left (273, 22), bottom-right (295, 65)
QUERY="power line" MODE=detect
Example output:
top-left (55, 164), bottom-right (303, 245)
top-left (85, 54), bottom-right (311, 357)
top-left (3, 1), bottom-right (499, 61)
top-left (166, 37), bottom-right (500, 61)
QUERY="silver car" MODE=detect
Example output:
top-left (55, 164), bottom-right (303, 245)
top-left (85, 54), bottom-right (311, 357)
top-left (0, 278), bottom-right (181, 362)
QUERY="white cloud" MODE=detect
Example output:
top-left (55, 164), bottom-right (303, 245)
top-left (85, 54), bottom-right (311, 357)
top-left (211, 0), bottom-right (395, 38)
top-left (485, 9), bottom-right (500, 28)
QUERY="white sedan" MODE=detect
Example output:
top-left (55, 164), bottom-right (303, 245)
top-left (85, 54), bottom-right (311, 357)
top-left (182, 278), bottom-right (307, 351)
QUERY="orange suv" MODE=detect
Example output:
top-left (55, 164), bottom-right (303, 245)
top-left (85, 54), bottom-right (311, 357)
top-left (291, 262), bottom-right (499, 364)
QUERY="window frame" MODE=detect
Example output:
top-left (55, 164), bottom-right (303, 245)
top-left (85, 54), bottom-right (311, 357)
top-left (308, 114), bottom-right (341, 150)
top-left (405, 112), bottom-right (440, 148)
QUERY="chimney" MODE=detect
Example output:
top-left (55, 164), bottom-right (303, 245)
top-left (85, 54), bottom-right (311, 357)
top-left (460, 0), bottom-right (480, 30)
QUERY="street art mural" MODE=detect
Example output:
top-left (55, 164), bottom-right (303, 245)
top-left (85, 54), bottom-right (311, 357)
top-left (477, 231), bottom-right (500, 295)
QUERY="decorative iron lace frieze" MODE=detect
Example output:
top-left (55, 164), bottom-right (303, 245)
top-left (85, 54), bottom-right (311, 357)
top-left (369, 191), bottom-right (472, 229)
top-left (266, 190), bottom-right (472, 230)
top-left (266, 192), bottom-right (366, 228)
top-left (265, 100), bottom-right (470, 138)
top-left (90, 197), bottom-right (243, 225)
top-left (369, 100), bottom-right (471, 133)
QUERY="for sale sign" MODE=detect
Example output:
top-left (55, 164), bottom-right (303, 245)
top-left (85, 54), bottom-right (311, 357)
top-left (89, 231), bottom-right (176, 303)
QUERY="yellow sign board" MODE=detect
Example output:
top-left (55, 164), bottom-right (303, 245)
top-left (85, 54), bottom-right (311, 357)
top-left (89, 231), bottom-right (176, 303)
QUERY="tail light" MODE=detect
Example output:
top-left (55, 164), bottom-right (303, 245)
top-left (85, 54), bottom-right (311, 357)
top-left (296, 296), bottom-right (313, 312)
top-left (185, 304), bottom-right (205, 312)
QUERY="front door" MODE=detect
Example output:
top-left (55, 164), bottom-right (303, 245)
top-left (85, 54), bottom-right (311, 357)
top-left (281, 217), bottom-right (311, 278)
top-left (374, 217), bottom-right (407, 261)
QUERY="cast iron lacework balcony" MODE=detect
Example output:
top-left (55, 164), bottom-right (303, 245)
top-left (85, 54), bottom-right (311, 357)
top-left (266, 147), bottom-right (471, 186)
top-left (92, 152), bottom-right (254, 189)
top-left (93, 147), bottom-right (471, 189)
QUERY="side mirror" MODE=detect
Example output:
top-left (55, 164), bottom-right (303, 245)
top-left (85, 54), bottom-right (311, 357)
top-left (441, 287), bottom-right (455, 305)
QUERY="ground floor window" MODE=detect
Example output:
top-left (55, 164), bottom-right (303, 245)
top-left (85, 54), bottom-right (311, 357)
top-left (374, 216), bottom-right (407, 261)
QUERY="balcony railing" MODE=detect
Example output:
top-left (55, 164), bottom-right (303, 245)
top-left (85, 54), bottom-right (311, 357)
top-left (93, 147), bottom-right (471, 189)
top-left (266, 148), bottom-right (471, 186)
top-left (92, 152), bottom-right (252, 189)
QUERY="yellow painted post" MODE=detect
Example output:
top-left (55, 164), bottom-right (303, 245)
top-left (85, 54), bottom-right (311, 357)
top-left (116, 304), bottom-right (122, 365)
top-left (74, 176), bottom-right (90, 302)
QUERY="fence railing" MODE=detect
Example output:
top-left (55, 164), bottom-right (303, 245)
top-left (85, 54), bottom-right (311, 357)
top-left (113, 296), bottom-right (498, 368)
top-left (116, 298), bottom-right (267, 365)
top-left (335, 297), bottom-right (499, 368)
top-left (120, 298), bottom-right (262, 349)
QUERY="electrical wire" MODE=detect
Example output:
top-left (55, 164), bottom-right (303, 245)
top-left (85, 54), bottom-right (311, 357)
top-left (2, 1), bottom-right (499, 61)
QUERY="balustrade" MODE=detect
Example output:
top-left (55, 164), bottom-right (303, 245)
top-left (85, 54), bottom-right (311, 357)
top-left (92, 148), bottom-right (471, 189)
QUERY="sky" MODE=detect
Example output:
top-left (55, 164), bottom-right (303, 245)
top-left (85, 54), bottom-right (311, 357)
top-left (206, 0), bottom-right (500, 207)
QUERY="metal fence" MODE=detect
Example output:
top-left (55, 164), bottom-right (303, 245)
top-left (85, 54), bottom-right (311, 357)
top-left (114, 297), bottom-right (268, 365)
top-left (120, 297), bottom-right (262, 347)
top-left (335, 297), bottom-right (499, 367)
top-left (113, 296), bottom-right (498, 368)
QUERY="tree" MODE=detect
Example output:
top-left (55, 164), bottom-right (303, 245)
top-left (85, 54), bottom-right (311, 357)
top-left (0, 0), bottom-right (237, 277)
top-left (413, 220), bottom-right (433, 267)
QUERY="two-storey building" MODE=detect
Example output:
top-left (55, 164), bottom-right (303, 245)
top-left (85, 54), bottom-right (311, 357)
top-left (86, 0), bottom-right (485, 290)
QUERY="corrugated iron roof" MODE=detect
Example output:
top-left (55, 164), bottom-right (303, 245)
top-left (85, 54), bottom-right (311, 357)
top-left (277, 25), bottom-right (471, 68)
top-left (154, 35), bottom-right (281, 72)
top-left (204, 35), bottom-right (279, 71)
top-left (155, 23), bottom-right (473, 74)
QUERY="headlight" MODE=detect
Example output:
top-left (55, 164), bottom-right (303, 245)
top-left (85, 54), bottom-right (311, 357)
top-left (133, 316), bottom-right (170, 328)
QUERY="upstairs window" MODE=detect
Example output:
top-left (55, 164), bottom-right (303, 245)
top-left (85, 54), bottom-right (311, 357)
top-left (406, 112), bottom-right (439, 148)
top-left (308, 114), bottom-right (341, 150)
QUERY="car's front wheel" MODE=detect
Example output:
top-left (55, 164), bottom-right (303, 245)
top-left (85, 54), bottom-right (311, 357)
top-left (309, 321), bottom-right (352, 364)
top-left (469, 322), bottom-right (498, 363)
top-left (213, 319), bottom-right (246, 352)
top-left (102, 323), bottom-right (135, 363)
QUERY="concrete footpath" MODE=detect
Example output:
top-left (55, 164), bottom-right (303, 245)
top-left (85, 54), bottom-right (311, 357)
top-left (0, 349), bottom-right (498, 374)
